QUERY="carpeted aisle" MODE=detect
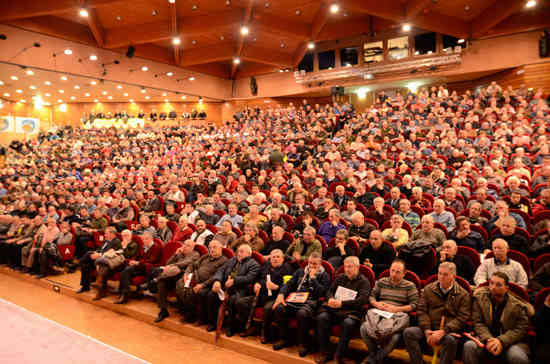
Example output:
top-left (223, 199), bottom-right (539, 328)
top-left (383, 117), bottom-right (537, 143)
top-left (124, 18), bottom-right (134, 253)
top-left (0, 298), bottom-right (150, 364)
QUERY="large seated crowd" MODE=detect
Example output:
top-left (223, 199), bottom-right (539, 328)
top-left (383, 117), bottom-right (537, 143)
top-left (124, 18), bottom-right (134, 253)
top-left (1, 81), bottom-right (550, 364)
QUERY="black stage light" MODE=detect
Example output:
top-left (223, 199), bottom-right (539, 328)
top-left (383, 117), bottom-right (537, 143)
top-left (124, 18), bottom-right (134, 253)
top-left (126, 46), bottom-right (135, 58)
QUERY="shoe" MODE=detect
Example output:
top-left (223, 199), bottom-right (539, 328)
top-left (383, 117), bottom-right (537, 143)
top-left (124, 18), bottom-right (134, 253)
top-left (21, 267), bottom-right (29, 273)
top-left (273, 340), bottom-right (287, 351)
top-left (240, 326), bottom-right (257, 337)
top-left (76, 286), bottom-right (90, 294)
top-left (35, 274), bottom-right (47, 279)
top-left (114, 294), bottom-right (128, 305)
top-left (93, 289), bottom-right (107, 301)
top-left (260, 335), bottom-right (270, 344)
top-left (206, 325), bottom-right (216, 332)
top-left (154, 309), bottom-right (170, 323)
top-left (298, 345), bottom-right (309, 357)
top-left (315, 353), bottom-right (333, 364)
top-left (225, 326), bottom-right (234, 337)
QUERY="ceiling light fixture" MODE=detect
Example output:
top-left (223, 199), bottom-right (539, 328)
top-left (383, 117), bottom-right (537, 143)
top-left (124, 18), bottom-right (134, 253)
top-left (233, 57), bottom-right (241, 64)
top-left (11, 76), bottom-right (18, 80)
top-left (60, 75), bottom-right (68, 81)
top-left (90, 80), bottom-right (97, 85)
top-left (0, 81), bottom-right (3, 85)
top-left (189, 76), bottom-right (195, 81)
top-left (330, 4), bottom-right (339, 13)
top-left (71, 96), bottom-right (76, 100)
top-left (58, 90), bottom-right (64, 93)
top-left (307, 41), bottom-right (315, 50)
top-left (79, 8), bottom-right (89, 17)
top-left (45, 93), bottom-right (51, 97)
top-left (364, 73), bottom-right (373, 79)
top-left (165, 99), bottom-right (169, 102)
top-left (26, 70), bottom-right (34, 76)
top-left (3, 93), bottom-right (10, 97)
top-left (64, 49), bottom-right (73, 55)
top-left (102, 91), bottom-right (108, 95)
top-left (191, 40), bottom-right (197, 45)
top-left (124, 93), bottom-right (129, 96)
top-left (166, 72), bottom-right (174, 76)
top-left (74, 85), bottom-right (80, 89)
top-left (16, 89), bottom-right (23, 93)
top-left (29, 85), bottom-right (36, 90)
top-left (162, 92), bottom-right (167, 96)
top-left (458, 38), bottom-right (465, 44)
top-left (172, 37), bottom-right (181, 45)
top-left (526, 0), bottom-right (536, 8)
top-left (44, 81), bottom-right (51, 85)
top-left (296, 10), bottom-right (301, 15)
top-left (402, 23), bottom-right (411, 32)
top-left (129, 99), bottom-right (134, 103)
top-left (141, 88), bottom-right (146, 93)
top-left (141, 66), bottom-right (149, 71)
top-left (85, 93), bottom-right (90, 97)
top-left (169, 0), bottom-right (175, 3)
top-left (240, 26), bottom-right (249, 36)
top-left (108, 96), bottom-right (113, 100)
top-left (181, 95), bottom-right (186, 99)
top-left (89, 54), bottom-right (98, 61)
top-left (191, 4), bottom-right (198, 10)
top-left (145, 95), bottom-right (150, 99)
top-left (117, 85), bottom-right (123, 89)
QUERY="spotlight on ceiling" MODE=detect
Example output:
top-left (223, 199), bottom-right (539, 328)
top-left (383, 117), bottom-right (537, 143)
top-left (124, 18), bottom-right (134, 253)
top-left (457, 38), bottom-right (465, 44)
top-left (89, 54), bottom-right (98, 61)
top-left (166, 72), bottom-right (174, 76)
top-left (79, 8), bottom-right (89, 17)
top-left (26, 69), bottom-right (34, 76)
top-left (402, 23), bottom-right (411, 32)
top-left (172, 37), bottom-right (181, 45)
top-left (169, 0), bottom-right (175, 3)
top-left (330, 4), bottom-right (339, 14)
top-left (189, 76), bottom-right (195, 81)
top-left (126, 46), bottom-right (135, 58)
top-left (364, 73), bottom-right (373, 79)
top-left (233, 57), bottom-right (241, 64)
top-left (526, 0), bottom-right (536, 8)
top-left (240, 26), bottom-right (249, 36)
top-left (307, 41), bottom-right (315, 50)
top-left (141, 66), bottom-right (149, 71)
top-left (64, 49), bottom-right (73, 55)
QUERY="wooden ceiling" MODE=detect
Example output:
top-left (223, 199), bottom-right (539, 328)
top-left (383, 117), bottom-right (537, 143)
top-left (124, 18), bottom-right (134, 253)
top-left (1, 0), bottom-right (547, 79)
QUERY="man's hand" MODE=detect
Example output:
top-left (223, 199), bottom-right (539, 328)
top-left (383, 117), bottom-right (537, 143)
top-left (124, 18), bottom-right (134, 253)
top-left (192, 283), bottom-right (203, 294)
top-left (253, 283), bottom-right (262, 295)
top-left (427, 329), bottom-right (445, 346)
top-left (90, 252), bottom-right (100, 260)
top-left (440, 250), bottom-right (447, 261)
top-left (309, 266), bottom-right (319, 278)
top-left (327, 298), bottom-right (342, 309)
top-left (273, 294), bottom-right (286, 309)
top-left (266, 280), bottom-right (279, 291)
top-left (225, 277), bottom-right (234, 288)
top-left (486, 338), bottom-right (503, 356)
top-left (292, 251), bottom-right (301, 261)
top-left (129, 260), bottom-right (138, 266)
top-left (212, 281), bottom-right (221, 293)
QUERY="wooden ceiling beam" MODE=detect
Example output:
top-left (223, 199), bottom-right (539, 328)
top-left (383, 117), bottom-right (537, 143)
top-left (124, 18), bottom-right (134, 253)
top-left (481, 8), bottom-right (550, 38)
top-left (293, 2), bottom-right (330, 67)
top-left (406, 0), bottom-right (433, 19)
top-left (231, 0), bottom-right (255, 79)
top-left (113, 44), bottom-right (173, 64)
top-left (242, 45), bottom-right (293, 67)
top-left (186, 63), bottom-right (231, 79)
top-left (0, 0), bottom-right (124, 23)
top-left (170, 2), bottom-right (180, 66)
top-left (235, 63), bottom-right (279, 78)
top-left (471, 0), bottom-right (525, 38)
top-left (104, 9), bottom-right (241, 49)
top-left (179, 43), bottom-right (235, 67)
top-left (8, 16), bottom-right (97, 46)
top-left (86, 8), bottom-right (105, 47)
top-left (251, 14), bottom-right (310, 40)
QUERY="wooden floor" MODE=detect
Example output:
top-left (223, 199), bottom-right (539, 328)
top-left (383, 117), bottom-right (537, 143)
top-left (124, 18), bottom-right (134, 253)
top-left (0, 266), bottom-right (446, 364)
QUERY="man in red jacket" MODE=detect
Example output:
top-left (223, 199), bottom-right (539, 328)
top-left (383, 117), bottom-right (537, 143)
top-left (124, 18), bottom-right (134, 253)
top-left (115, 231), bottom-right (162, 304)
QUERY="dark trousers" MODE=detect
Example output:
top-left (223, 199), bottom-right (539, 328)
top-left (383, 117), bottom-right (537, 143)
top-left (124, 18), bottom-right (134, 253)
top-left (234, 295), bottom-right (275, 333)
top-left (205, 290), bottom-right (243, 327)
top-left (75, 235), bottom-right (92, 258)
top-left (119, 265), bottom-right (147, 294)
top-left (39, 251), bottom-right (53, 274)
top-left (6, 243), bottom-right (25, 267)
top-left (403, 327), bottom-right (458, 364)
top-left (317, 310), bottom-right (360, 357)
top-left (79, 251), bottom-right (98, 288)
top-left (156, 274), bottom-right (182, 310)
top-left (273, 302), bottom-right (316, 347)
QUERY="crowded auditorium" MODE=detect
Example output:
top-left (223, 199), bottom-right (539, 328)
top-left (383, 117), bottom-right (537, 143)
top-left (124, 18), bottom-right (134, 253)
top-left (0, 1), bottom-right (549, 364)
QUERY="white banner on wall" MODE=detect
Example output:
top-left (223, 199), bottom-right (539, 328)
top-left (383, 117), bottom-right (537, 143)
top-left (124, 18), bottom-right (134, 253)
top-left (0, 116), bottom-right (15, 133)
top-left (15, 117), bottom-right (40, 134)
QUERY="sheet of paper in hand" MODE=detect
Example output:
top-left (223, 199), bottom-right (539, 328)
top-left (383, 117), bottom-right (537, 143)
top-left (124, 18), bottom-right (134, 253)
top-left (286, 292), bottom-right (309, 303)
top-left (371, 308), bottom-right (394, 319)
top-left (334, 286), bottom-right (357, 301)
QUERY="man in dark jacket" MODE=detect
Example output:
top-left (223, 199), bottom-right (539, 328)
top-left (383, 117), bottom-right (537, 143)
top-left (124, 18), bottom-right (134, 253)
top-left (359, 230), bottom-right (396, 276)
top-left (437, 240), bottom-right (476, 283)
top-left (206, 244), bottom-right (260, 335)
top-left (77, 226), bottom-right (121, 293)
top-left (234, 249), bottom-right (295, 341)
top-left (316, 256), bottom-right (371, 364)
top-left (272, 252), bottom-right (331, 357)
top-left (404, 262), bottom-right (471, 364)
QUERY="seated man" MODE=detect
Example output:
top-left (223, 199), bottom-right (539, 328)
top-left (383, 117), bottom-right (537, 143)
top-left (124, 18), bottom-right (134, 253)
top-left (176, 240), bottom-right (228, 323)
top-left (348, 212), bottom-right (376, 247)
top-left (114, 231), bottom-right (162, 302)
top-left (325, 229), bottom-right (356, 269)
top-left (360, 259), bottom-right (418, 364)
top-left (404, 262), bottom-right (471, 364)
top-left (411, 215), bottom-right (446, 251)
top-left (366, 197), bottom-right (392, 228)
top-left (133, 215), bottom-right (157, 237)
top-left (463, 272), bottom-right (530, 364)
top-left (156, 217), bottom-right (173, 245)
top-left (486, 200), bottom-right (526, 232)
top-left (359, 230), bottom-right (396, 277)
top-left (341, 200), bottom-right (359, 223)
top-left (318, 208), bottom-right (346, 244)
top-left (234, 249), bottom-right (295, 341)
top-left (466, 201), bottom-right (489, 227)
top-left (229, 223), bottom-right (264, 252)
top-left (213, 220), bottom-right (237, 248)
top-left (286, 226), bottom-right (323, 262)
top-left (474, 239), bottom-right (528, 289)
top-left (260, 226), bottom-right (291, 257)
top-left (172, 216), bottom-right (194, 243)
top-left (215, 203), bottom-right (243, 228)
top-left (190, 219), bottom-right (214, 246)
top-left (206, 244), bottom-right (260, 335)
top-left (316, 256), bottom-right (371, 364)
top-left (438, 240), bottom-right (476, 283)
top-left (489, 216), bottom-right (529, 257)
top-left (450, 217), bottom-right (485, 253)
top-left (260, 208), bottom-right (288, 236)
top-left (272, 252), bottom-right (330, 356)
top-left (76, 226), bottom-right (121, 293)
top-left (382, 214), bottom-right (409, 249)
top-left (398, 199), bottom-right (420, 230)
top-left (147, 239), bottom-right (200, 322)
top-left (429, 199), bottom-right (456, 233)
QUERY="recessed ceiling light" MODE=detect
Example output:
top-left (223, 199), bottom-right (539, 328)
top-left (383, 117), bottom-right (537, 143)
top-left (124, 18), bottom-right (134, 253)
top-left (94, 99), bottom-right (98, 102)
top-left (11, 76), bottom-right (18, 80)
top-left (192, 4), bottom-right (198, 10)
top-left (265, 2), bottom-right (270, 8)
top-left (20, 99), bottom-right (26, 103)
top-left (240, 26), bottom-right (249, 36)
top-left (116, 16), bottom-right (122, 21)
top-left (220, 35), bottom-right (225, 41)
top-left (458, 38), bottom-right (465, 44)
top-left (64, 49), bottom-right (72, 55)
top-left (58, 90), bottom-right (64, 93)
top-left (108, 95), bottom-right (113, 100)
top-left (124, 93), bottom-right (129, 96)
top-left (172, 37), bottom-right (181, 45)
top-left (188, 76), bottom-right (195, 81)
top-left (427, 50), bottom-right (433, 54)
top-left (307, 41), bottom-right (315, 50)
top-left (165, 99), bottom-right (169, 102)
top-left (85, 93), bottom-right (90, 97)
top-left (90, 80), bottom-right (97, 85)
top-left (26, 70), bottom-right (34, 76)
top-left (44, 81), bottom-right (51, 86)
top-left (526, 0), bottom-right (537, 8)
top-left (279, 69), bottom-right (284, 73)
top-left (152, 9), bottom-right (158, 16)
top-left (280, 43), bottom-right (285, 48)
top-left (60, 76), bottom-right (68, 81)
top-left (141, 66), bottom-right (148, 71)
top-left (415, 51), bottom-right (420, 55)
top-left (169, 0), bottom-right (175, 3)
top-left (162, 92), bottom-right (167, 96)
top-left (90, 54), bottom-right (98, 61)
top-left (402, 23), bottom-right (411, 32)
top-left (330, 4), bottom-right (339, 13)
top-left (117, 85), bottom-right (123, 89)
top-left (16, 89), bottom-right (22, 93)
top-left (181, 95), bottom-right (186, 99)
top-left (0, 81), bottom-right (3, 85)
top-left (71, 96), bottom-right (76, 100)
top-left (57, 99), bottom-right (62, 103)
top-left (79, 8), bottom-right (89, 17)
top-left (102, 91), bottom-right (108, 95)
top-left (464, 5), bottom-right (470, 11)
top-left (225, 0), bottom-right (231, 5)
top-left (74, 85), bottom-right (80, 89)
top-left (296, 10), bottom-right (301, 15)
top-left (233, 57), bottom-right (241, 64)
top-left (45, 93), bottom-right (51, 97)
top-left (145, 95), bottom-right (150, 99)
top-left (365, 73), bottom-right (373, 79)
top-left (129, 99), bottom-right (134, 103)
top-left (29, 85), bottom-right (36, 90)
top-left (3, 93), bottom-right (9, 97)
top-left (166, 72), bottom-right (174, 76)
top-left (141, 88), bottom-right (146, 93)
top-left (191, 40), bottom-right (197, 45)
